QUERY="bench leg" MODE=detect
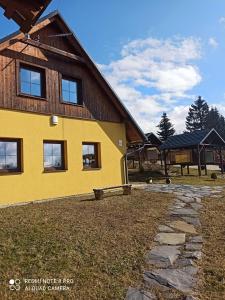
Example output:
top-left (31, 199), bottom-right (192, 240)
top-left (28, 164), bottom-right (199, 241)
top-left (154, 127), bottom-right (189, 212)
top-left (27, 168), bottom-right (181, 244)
top-left (123, 185), bottom-right (131, 195)
top-left (94, 190), bottom-right (104, 200)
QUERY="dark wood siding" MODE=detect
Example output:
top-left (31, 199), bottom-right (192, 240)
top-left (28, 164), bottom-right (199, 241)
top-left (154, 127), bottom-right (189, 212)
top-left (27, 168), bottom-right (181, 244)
top-left (0, 39), bottom-right (122, 123)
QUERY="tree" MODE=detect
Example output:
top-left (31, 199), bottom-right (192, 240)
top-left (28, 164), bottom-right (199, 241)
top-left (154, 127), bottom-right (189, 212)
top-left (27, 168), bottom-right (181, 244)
top-left (206, 107), bottom-right (225, 139)
top-left (157, 112), bottom-right (175, 142)
top-left (206, 107), bottom-right (221, 130)
top-left (186, 96), bottom-right (209, 132)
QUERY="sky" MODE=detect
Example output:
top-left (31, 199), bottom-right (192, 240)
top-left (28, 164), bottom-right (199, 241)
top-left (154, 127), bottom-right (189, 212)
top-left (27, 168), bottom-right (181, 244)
top-left (1, 0), bottom-right (225, 133)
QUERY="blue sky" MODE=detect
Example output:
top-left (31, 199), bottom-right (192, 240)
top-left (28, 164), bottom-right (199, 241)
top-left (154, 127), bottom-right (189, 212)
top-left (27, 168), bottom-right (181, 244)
top-left (1, 0), bottom-right (225, 133)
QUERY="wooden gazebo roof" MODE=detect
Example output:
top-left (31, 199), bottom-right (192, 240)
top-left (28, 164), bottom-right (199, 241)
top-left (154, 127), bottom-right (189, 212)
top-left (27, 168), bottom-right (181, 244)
top-left (0, 0), bottom-right (52, 33)
top-left (160, 129), bottom-right (225, 150)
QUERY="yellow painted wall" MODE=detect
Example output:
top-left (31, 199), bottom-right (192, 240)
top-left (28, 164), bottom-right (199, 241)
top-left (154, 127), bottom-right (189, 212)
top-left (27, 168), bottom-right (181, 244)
top-left (0, 109), bottom-right (127, 205)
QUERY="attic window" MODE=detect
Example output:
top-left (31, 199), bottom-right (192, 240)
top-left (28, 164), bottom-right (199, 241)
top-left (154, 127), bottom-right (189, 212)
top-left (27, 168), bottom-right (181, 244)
top-left (19, 64), bottom-right (46, 98)
top-left (61, 76), bottom-right (82, 105)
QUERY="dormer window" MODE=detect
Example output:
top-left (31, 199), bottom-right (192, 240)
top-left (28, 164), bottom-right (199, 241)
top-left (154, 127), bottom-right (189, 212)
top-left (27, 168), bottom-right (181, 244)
top-left (19, 64), bottom-right (46, 98)
top-left (61, 76), bottom-right (82, 105)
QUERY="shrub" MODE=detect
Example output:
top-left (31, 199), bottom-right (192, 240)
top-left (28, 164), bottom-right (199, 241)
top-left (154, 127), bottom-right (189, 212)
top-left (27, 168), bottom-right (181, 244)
top-left (166, 178), bottom-right (171, 184)
top-left (211, 173), bottom-right (217, 180)
top-left (146, 177), bottom-right (153, 184)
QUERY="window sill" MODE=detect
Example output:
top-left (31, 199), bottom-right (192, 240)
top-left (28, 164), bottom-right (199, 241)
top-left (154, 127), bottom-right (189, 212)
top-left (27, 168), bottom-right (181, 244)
top-left (60, 100), bottom-right (84, 107)
top-left (0, 171), bottom-right (23, 176)
top-left (18, 93), bottom-right (47, 101)
top-left (43, 169), bottom-right (67, 173)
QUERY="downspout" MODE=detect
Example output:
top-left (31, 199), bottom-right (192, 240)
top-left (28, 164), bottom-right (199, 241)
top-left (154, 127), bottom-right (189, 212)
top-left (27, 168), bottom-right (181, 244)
top-left (123, 153), bottom-right (129, 184)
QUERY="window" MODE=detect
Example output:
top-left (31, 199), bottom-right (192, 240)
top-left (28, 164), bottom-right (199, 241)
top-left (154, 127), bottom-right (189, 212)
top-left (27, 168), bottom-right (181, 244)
top-left (0, 139), bottom-right (22, 173)
top-left (20, 65), bottom-right (45, 98)
top-left (61, 77), bottom-right (82, 104)
top-left (82, 143), bottom-right (100, 169)
top-left (43, 141), bottom-right (66, 171)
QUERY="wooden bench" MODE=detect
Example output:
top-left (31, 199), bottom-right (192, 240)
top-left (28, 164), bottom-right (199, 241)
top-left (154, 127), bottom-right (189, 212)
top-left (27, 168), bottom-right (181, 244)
top-left (93, 184), bottom-right (132, 200)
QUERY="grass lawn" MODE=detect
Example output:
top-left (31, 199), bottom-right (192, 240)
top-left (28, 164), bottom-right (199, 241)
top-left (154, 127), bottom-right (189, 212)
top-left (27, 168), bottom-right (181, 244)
top-left (0, 189), bottom-right (172, 300)
top-left (198, 192), bottom-right (225, 300)
top-left (129, 167), bottom-right (225, 186)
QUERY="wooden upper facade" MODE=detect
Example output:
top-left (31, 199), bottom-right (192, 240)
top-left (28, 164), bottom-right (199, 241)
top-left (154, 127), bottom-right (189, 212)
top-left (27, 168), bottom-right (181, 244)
top-left (0, 11), bottom-right (145, 143)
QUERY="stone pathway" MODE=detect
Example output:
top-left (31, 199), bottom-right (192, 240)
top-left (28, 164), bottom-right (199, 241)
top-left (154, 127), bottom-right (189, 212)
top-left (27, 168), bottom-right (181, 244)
top-left (125, 184), bottom-right (224, 300)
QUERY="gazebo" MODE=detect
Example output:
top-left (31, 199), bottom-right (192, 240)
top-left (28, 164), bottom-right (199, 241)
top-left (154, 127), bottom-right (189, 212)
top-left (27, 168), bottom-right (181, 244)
top-left (127, 132), bottom-right (162, 169)
top-left (160, 128), bottom-right (225, 176)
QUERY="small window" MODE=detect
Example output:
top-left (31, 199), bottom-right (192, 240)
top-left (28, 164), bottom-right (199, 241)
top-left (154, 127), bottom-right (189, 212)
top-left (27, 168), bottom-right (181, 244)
top-left (20, 65), bottom-right (45, 98)
top-left (43, 141), bottom-right (66, 172)
top-left (82, 143), bottom-right (100, 169)
top-left (0, 139), bottom-right (22, 173)
top-left (61, 77), bottom-right (82, 104)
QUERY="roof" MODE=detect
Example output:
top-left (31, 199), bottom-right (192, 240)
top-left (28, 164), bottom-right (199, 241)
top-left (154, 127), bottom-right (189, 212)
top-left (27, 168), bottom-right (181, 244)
top-left (160, 129), bottom-right (225, 150)
top-left (145, 132), bottom-right (162, 146)
top-left (0, 10), bottom-right (146, 143)
top-left (0, 0), bottom-right (52, 33)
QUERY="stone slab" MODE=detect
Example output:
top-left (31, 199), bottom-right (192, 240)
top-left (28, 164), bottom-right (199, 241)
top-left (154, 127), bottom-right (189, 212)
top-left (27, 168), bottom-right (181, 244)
top-left (125, 287), bottom-right (157, 300)
top-left (169, 220), bottom-right (197, 234)
top-left (185, 243), bottom-right (202, 251)
top-left (189, 236), bottom-right (203, 243)
top-left (144, 267), bottom-right (197, 293)
top-left (158, 225), bottom-right (174, 232)
top-left (171, 208), bottom-right (198, 217)
top-left (184, 251), bottom-right (202, 260)
top-left (146, 245), bottom-right (180, 267)
top-left (181, 217), bottom-right (201, 227)
top-left (155, 233), bottom-right (186, 245)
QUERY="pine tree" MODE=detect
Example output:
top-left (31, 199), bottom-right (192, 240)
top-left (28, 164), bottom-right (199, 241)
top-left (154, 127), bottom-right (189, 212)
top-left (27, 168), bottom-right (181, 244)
top-left (206, 107), bottom-right (220, 130)
top-left (186, 96), bottom-right (209, 132)
top-left (157, 112), bottom-right (175, 142)
top-left (206, 107), bottom-right (225, 139)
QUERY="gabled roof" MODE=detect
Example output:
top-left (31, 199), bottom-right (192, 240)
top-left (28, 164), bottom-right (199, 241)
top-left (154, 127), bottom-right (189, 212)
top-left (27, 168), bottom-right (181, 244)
top-left (0, 10), bottom-right (146, 143)
top-left (160, 129), bottom-right (225, 150)
top-left (145, 132), bottom-right (162, 146)
top-left (0, 0), bottom-right (52, 33)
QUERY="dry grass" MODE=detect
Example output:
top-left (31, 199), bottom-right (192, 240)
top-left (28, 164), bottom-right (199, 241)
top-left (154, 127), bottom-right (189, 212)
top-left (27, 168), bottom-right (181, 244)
top-left (198, 193), bottom-right (225, 299)
top-left (129, 167), bottom-right (225, 186)
top-left (0, 189), bottom-right (172, 300)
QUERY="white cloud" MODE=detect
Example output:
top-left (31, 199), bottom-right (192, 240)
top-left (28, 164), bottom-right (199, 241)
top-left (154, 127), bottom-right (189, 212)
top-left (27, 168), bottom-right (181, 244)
top-left (169, 105), bottom-right (190, 133)
top-left (219, 16), bottom-right (225, 24)
top-left (98, 36), bottom-right (202, 133)
top-left (208, 37), bottom-right (218, 48)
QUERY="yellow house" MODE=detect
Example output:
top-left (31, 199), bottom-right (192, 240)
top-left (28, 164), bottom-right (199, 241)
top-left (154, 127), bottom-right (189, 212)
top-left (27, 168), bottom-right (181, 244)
top-left (0, 11), bottom-right (145, 205)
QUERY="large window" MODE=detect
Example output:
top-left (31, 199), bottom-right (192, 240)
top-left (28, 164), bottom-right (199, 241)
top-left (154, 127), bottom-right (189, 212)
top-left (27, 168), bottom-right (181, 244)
top-left (20, 64), bottom-right (45, 98)
top-left (61, 77), bottom-right (82, 104)
top-left (0, 139), bottom-right (22, 173)
top-left (43, 141), bottom-right (66, 171)
top-left (82, 143), bottom-right (100, 169)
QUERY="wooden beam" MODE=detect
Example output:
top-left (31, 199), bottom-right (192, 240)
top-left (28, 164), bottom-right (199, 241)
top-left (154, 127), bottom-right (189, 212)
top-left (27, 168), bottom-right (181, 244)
top-left (21, 38), bottom-right (86, 63)
top-left (197, 145), bottom-right (201, 177)
top-left (0, 18), bottom-right (52, 53)
top-left (163, 150), bottom-right (168, 177)
top-left (187, 164), bottom-right (190, 175)
top-left (219, 148), bottom-right (224, 174)
top-left (180, 165), bottom-right (183, 176)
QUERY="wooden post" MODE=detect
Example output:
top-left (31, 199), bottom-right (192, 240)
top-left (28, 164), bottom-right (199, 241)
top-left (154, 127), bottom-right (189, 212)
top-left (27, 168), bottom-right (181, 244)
top-left (197, 145), bottom-right (201, 177)
top-left (187, 165), bottom-right (190, 175)
top-left (138, 150), bottom-right (141, 171)
top-left (219, 148), bottom-right (224, 174)
top-left (123, 184), bottom-right (132, 195)
top-left (180, 165), bottom-right (183, 176)
top-left (205, 165), bottom-right (208, 175)
top-left (163, 150), bottom-right (168, 177)
top-left (204, 147), bottom-right (207, 175)
top-left (93, 189), bottom-right (104, 200)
